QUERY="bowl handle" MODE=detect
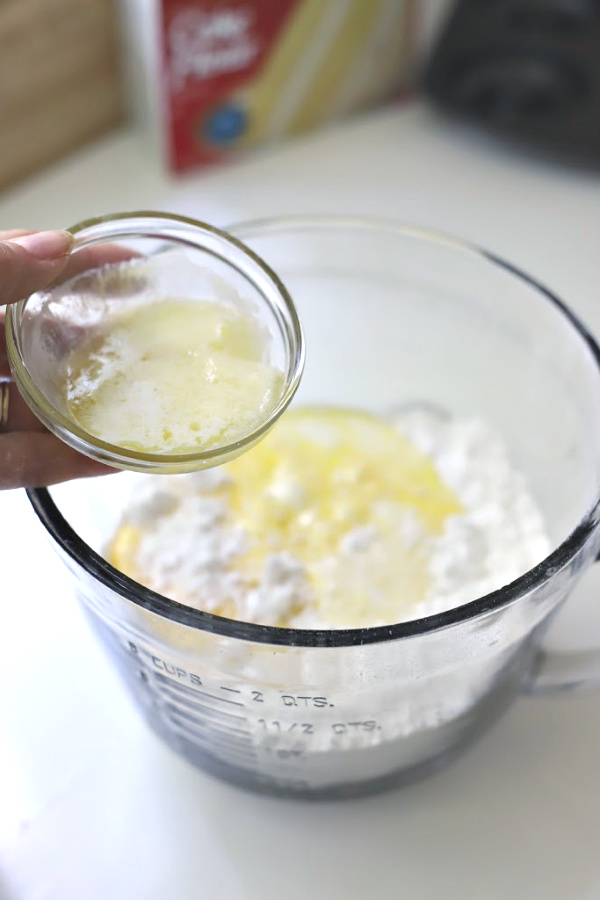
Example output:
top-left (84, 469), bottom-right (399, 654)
top-left (522, 647), bottom-right (600, 694)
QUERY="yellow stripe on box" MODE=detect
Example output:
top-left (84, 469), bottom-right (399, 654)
top-left (233, 0), bottom-right (412, 149)
top-left (285, 0), bottom-right (390, 136)
top-left (235, 0), bottom-right (335, 146)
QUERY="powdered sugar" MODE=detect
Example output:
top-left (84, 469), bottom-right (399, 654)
top-left (130, 470), bottom-right (247, 613)
top-left (239, 553), bottom-right (311, 626)
top-left (396, 410), bottom-right (550, 617)
top-left (116, 409), bottom-right (550, 629)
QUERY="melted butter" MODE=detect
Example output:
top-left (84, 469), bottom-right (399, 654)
top-left (109, 408), bottom-right (463, 627)
top-left (65, 298), bottom-right (284, 454)
top-left (226, 408), bottom-right (462, 625)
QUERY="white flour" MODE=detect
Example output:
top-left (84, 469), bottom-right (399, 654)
top-left (123, 410), bottom-right (550, 627)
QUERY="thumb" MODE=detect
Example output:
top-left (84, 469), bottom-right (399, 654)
top-left (0, 231), bottom-right (74, 304)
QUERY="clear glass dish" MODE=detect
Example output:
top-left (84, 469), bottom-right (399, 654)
top-left (6, 212), bottom-right (304, 473)
top-left (26, 218), bottom-right (600, 799)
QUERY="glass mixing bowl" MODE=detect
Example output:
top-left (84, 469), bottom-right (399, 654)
top-left (6, 212), bottom-right (304, 473)
top-left (27, 218), bottom-right (600, 799)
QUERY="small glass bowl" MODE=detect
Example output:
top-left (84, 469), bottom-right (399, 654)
top-left (6, 212), bottom-right (304, 474)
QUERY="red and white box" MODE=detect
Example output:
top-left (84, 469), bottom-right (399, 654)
top-left (121, 0), bottom-right (421, 174)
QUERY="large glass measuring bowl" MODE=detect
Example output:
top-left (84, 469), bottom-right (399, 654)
top-left (28, 219), bottom-right (600, 799)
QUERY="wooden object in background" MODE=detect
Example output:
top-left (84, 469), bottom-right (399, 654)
top-left (0, 0), bottom-right (125, 191)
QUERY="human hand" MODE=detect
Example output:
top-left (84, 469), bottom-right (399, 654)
top-left (0, 229), bottom-right (115, 490)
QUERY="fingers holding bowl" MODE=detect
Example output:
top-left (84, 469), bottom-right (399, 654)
top-left (0, 429), bottom-right (113, 490)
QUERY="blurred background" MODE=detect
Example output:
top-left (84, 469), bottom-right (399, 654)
top-left (2, 0), bottom-right (600, 192)
top-left (0, 0), bottom-right (123, 191)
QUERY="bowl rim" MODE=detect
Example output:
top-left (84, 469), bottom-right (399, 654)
top-left (6, 210), bottom-right (305, 472)
top-left (27, 216), bottom-right (600, 647)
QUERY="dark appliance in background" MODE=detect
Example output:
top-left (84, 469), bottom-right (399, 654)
top-left (423, 0), bottom-right (600, 163)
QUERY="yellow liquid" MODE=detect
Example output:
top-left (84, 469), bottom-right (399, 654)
top-left (109, 407), bottom-right (463, 628)
top-left (65, 298), bottom-right (284, 454)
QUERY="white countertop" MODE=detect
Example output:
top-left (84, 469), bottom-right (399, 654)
top-left (1, 102), bottom-right (599, 900)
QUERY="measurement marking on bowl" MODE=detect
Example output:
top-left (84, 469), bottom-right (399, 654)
top-left (156, 683), bottom-right (249, 724)
top-left (167, 685), bottom-right (246, 707)
top-left (152, 670), bottom-right (345, 741)
top-left (154, 671), bottom-right (247, 710)
top-left (180, 717), bottom-right (253, 741)
top-left (169, 708), bottom-right (254, 746)
top-left (168, 713), bottom-right (257, 754)
top-left (169, 719), bottom-right (255, 756)
top-left (194, 690), bottom-right (245, 708)
top-left (170, 722), bottom-right (259, 766)
top-left (131, 645), bottom-right (387, 777)
top-left (128, 645), bottom-right (259, 709)
top-left (165, 705), bottom-right (254, 742)
top-left (166, 704), bottom-right (255, 742)
top-left (155, 673), bottom-right (245, 707)
top-left (155, 674), bottom-right (315, 771)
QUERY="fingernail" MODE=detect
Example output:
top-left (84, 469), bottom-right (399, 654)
top-left (11, 230), bottom-right (73, 260)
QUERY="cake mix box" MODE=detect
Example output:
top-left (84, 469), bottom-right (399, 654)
top-left (122, 0), bottom-right (417, 173)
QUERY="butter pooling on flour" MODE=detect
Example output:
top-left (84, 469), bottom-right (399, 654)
top-left (108, 407), bottom-right (550, 628)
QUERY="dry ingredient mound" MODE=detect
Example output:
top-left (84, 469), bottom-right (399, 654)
top-left (108, 407), bottom-right (550, 627)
